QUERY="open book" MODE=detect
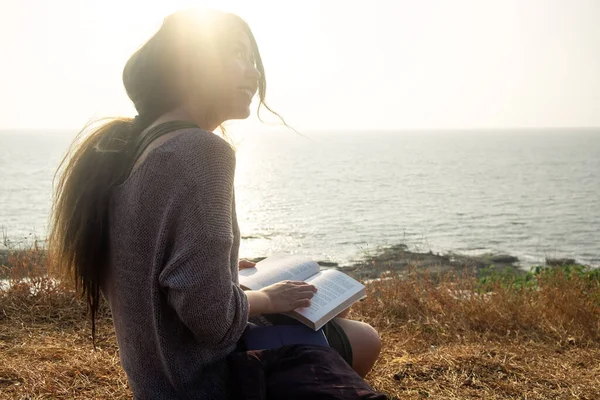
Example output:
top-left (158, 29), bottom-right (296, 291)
top-left (239, 254), bottom-right (366, 331)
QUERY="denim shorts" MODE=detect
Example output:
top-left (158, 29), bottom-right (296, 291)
top-left (261, 314), bottom-right (353, 366)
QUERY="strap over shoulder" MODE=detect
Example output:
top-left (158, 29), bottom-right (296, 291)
top-left (131, 120), bottom-right (199, 166)
top-left (123, 120), bottom-right (199, 181)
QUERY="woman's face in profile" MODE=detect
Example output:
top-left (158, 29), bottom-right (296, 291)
top-left (213, 29), bottom-right (261, 122)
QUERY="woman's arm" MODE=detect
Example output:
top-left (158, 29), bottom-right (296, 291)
top-left (156, 133), bottom-right (248, 349)
top-left (160, 234), bottom-right (249, 349)
top-left (246, 290), bottom-right (271, 316)
top-left (239, 260), bottom-right (273, 316)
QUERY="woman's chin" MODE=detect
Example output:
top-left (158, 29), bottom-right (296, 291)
top-left (228, 107), bottom-right (252, 120)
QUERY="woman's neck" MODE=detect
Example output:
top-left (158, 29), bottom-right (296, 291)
top-left (150, 107), bottom-right (222, 132)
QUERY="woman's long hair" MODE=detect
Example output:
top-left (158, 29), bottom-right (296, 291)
top-left (49, 9), bottom-right (281, 343)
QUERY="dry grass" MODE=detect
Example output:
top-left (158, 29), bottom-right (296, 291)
top-left (354, 270), bottom-right (600, 399)
top-left (1, 249), bottom-right (600, 399)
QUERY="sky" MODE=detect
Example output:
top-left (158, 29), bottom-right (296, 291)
top-left (1, 0), bottom-right (599, 132)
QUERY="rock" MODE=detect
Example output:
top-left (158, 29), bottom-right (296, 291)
top-left (317, 261), bottom-right (338, 267)
top-left (449, 254), bottom-right (487, 269)
top-left (392, 243), bottom-right (408, 251)
top-left (0, 249), bottom-right (10, 266)
top-left (489, 254), bottom-right (519, 264)
top-left (546, 258), bottom-right (576, 266)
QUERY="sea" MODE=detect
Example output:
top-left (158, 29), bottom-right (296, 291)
top-left (0, 128), bottom-right (599, 268)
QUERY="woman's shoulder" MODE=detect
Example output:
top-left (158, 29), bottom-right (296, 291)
top-left (160, 129), bottom-right (236, 175)
top-left (158, 128), bottom-right (235, 159)
top-left (118, 128), bottom-right (235, 189)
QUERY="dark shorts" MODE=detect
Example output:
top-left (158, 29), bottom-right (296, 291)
top-left (262, 314), bottom-right (353, 366)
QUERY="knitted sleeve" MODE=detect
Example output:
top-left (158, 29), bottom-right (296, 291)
top-left (155, 133), bottom-right (248, 349)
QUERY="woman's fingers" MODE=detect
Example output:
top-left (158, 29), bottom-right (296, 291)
top-left (290, 289), bottom-right (316, 309)
top-left (295, 289), bottom-right (316, 299)
top-left (285, 281), bottom-right (317, 292)
top-left (293, 298), bottom-right (312, 309)
top-left (238, 259), bottom-right (256, 270)
top-left (286, 280), bottom-right (309, 286)
top-left (284, 284), bottom-right (317, 299)
top-left (259, 280), bottom-right (318, 313)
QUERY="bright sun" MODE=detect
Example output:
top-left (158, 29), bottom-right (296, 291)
top-left (68, 0), bottom-right (283, 128)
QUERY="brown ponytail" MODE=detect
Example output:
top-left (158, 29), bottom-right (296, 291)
top-left (49, 118), bottom-right (141, 343)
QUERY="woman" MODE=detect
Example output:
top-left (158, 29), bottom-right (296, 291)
top-left (50, 9), bottom-right (380, 399)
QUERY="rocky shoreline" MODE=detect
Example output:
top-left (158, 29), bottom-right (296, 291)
top-left (253, 243), bottom-right (583, 281)
top-left (1, 245), bottom-right (584, 281)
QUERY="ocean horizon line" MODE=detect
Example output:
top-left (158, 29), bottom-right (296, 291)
top-left (2, 125), bottom-right (600, 136)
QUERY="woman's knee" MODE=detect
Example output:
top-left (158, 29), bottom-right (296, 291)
top-left (359, 322), bottom-right (381, 358)
top-left (337, 319), bottom-right (380, 352)
top-left (335, 319), bottom-right (381, 376)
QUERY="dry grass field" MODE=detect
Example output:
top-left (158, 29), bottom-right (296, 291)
top-left (1, 247), bottom-right (599, 399)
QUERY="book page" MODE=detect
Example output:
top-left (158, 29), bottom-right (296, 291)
top-left (238, 254), bottom-right (320, 290)
top-left (293, 269), bottom-right (365, 324)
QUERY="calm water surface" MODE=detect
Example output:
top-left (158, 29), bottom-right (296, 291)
top-left (1, 128), bottom-right (598, 267)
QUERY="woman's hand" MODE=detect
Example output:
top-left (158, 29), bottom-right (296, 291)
top-left (259, 281), bottom-right (317, 314)
top-left (238, 259), bottom-right (256, 270)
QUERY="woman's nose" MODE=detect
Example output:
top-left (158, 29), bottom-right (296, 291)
top-left (247, 63), bottom-right (261, 80)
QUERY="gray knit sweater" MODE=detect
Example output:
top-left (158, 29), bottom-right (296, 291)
top-left (103, 128), bottom-right (248, 399)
